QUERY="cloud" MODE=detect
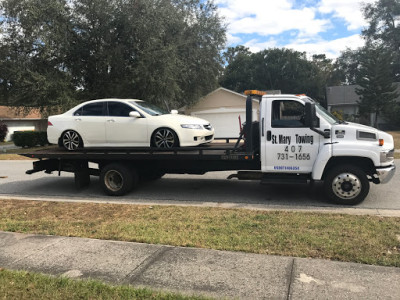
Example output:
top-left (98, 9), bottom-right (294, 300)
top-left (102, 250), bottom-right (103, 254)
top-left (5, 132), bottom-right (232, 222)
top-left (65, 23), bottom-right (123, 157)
top-left (318, 0), bottom-right (376, 30)
top-left (216, 0), bottom-right (375, 57)
top-left (217, 0), bottom-right (331, 37)
top-left (284, 34), bottom-right (365, 58)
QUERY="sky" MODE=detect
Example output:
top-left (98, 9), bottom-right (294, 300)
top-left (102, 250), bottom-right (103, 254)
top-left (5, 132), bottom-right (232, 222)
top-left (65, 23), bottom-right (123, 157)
top-left (215, 0), bottom-right (377, 59)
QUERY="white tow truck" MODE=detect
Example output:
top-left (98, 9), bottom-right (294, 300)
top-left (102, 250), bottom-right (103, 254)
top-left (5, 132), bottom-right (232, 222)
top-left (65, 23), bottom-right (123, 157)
top-left (23, 91), bottom-right (396, 205)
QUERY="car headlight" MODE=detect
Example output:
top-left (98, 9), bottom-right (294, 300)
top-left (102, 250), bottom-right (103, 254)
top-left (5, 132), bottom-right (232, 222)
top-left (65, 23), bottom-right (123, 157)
top-left (181, 124), bottom-right (203, 129)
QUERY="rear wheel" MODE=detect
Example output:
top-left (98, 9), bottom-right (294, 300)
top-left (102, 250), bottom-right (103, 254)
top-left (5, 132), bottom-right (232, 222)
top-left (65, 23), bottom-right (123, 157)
top-left (324, 165), bottom-right (369, 205)
top-left (61, 130), bottom-right (82, 151)
top-left (152, 128), bottom-right (179, 148)
top-left (100, 163), bottom-right (138, 196)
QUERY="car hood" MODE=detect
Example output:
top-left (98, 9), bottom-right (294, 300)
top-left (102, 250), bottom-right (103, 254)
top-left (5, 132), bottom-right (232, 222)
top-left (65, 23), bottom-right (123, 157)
top-left (158, 114), bottom-right (211, 125)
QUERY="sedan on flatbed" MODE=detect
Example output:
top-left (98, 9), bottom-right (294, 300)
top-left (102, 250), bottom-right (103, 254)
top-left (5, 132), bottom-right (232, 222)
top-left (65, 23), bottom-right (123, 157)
top-left (47, 99), bottom-right (214, 151)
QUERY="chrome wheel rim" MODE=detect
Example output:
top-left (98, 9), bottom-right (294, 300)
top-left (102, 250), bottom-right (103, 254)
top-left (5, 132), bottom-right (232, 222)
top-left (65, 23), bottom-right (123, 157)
top-left (104, 170), bottom-right (123, 192)
top-left (154, 129), bottom-right (175, 148)
top-left (62, 131), bottom-right (80, 151)
top-left (332, 173), bottom-right (362, 200)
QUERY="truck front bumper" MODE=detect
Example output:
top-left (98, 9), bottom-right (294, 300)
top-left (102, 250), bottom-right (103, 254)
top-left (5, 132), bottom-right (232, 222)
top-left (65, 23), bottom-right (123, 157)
top-left (375, 165), bottom-right (396, 184)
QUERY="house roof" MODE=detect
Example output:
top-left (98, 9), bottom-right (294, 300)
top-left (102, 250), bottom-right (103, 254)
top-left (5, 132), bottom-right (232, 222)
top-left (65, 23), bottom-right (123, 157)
top-left (0, 106), bottom-right (43, 120)
top-left (205, 87), bottom-right (247, 99)
top-left (327, 83), bottom-right (400, 106)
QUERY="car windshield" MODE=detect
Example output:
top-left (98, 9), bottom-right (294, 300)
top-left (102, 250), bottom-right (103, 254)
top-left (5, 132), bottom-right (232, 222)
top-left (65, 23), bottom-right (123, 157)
top-left (130, 101), bottom-right (169, 116)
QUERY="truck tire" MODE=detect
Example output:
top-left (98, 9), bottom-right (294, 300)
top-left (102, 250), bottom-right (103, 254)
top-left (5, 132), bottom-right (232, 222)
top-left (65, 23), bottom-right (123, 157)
top-left (324, 165), bottom-right (369, 205)
top-left (100, 163), bottom-right (138, 196)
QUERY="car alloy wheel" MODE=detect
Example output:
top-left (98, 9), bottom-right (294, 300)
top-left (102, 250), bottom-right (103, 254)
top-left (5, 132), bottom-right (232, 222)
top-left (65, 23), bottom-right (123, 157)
top-left (62, 130), bottom-right (81, 151)
top-left (153, 128), bottom-right (177, 148)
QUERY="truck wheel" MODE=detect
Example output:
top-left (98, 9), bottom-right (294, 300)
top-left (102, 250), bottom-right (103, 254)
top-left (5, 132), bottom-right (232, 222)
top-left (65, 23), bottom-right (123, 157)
top-left (100, 163), bottom-right (138, 196)
top-left (324, 165), bottom-right (369, 205)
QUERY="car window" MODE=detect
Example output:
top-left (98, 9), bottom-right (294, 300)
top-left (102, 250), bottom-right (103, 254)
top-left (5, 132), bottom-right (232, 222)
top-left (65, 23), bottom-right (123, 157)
top-left (107, 102), bottom-right (137, 117)
top-left (271, 100), bottom-right (306, 128)
top-left (74, 102), bottom-right (104, 116)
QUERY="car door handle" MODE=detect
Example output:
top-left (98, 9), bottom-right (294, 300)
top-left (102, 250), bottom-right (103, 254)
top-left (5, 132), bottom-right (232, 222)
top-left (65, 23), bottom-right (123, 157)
top-left (107, 119), bottom-right (115, 123)
top-left (75, 118), bottom-right (81, 121)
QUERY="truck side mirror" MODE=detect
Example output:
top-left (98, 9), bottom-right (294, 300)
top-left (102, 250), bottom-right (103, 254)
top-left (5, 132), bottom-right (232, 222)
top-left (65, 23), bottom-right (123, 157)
top-left (305, 102), bottom-right (317, 128)
top-left (305, 102), bottom-right (330, 138)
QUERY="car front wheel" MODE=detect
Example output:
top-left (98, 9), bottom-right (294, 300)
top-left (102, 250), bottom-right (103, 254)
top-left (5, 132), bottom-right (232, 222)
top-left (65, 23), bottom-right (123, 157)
top-left (152, 128), bottom-right (179, 148)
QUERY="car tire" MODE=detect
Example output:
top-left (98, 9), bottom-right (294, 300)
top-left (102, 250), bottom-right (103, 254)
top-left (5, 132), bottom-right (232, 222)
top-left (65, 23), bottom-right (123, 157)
top-left (152, 128), bottom-right (179, 148)
top-left (324, 165), bottom-right (369, 205)
top-left (100, 163), bottom-right (138, 196)
top-left (61, 130), bottom-right (83, 151)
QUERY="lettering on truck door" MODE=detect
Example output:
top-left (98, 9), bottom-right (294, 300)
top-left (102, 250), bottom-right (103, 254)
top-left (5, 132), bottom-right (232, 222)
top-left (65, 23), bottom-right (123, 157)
top-left (263, 99), bottom-right (320, 173)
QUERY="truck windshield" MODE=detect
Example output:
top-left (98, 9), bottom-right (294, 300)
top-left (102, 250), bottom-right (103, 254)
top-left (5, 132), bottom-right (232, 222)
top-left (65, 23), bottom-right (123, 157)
top-left (314, 102), bottom-right (340, 125)
top-left (130, 101), bottom-right (169, 116)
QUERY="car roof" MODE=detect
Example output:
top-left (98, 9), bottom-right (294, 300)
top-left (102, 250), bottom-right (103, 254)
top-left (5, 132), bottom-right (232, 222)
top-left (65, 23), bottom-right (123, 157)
top-left (84, 98), bottom-right (144, 103)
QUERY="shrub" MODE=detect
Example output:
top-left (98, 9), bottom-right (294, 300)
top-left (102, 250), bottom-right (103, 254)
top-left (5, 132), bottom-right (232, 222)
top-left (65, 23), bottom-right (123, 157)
top-left (0, 122), bottom-right (8, 142)
top-left (12, 131), bottom-right (48, 147)
top-left (331, 110), bottom-right (344, 121)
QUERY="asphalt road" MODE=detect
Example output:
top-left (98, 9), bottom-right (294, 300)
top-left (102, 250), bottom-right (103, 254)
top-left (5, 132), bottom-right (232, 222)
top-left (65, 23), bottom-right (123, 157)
top-left (0, 160), bottom-right (399, 212)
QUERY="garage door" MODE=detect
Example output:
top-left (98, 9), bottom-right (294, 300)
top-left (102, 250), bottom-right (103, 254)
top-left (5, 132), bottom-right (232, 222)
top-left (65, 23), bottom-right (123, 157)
top-left (192, 108), bottom-right (258, 138)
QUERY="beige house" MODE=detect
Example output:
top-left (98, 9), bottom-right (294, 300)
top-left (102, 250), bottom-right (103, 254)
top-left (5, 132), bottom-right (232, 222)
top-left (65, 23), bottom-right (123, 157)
top-left (0, 106), bottom-right (47, 141)
top-left (183, 88), bottom-right (261, 138)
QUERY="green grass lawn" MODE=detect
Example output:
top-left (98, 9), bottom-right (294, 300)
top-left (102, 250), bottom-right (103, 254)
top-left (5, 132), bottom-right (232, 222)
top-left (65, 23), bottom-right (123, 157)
top-left (1, 200), bottom-right (399, 267)
top-left (0, 269), bottom-right (209, 300)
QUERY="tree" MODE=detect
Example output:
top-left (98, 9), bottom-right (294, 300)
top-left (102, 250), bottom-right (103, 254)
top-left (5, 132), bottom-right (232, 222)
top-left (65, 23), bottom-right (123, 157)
top-left (0, 0), bottom-right (76, 115)
top-left (362, 0), bottom-right (400, 81)
top-left (332, 49), bottom-right (364, 85)
top-left (0, 0), bottom-right (226, 112)
top-left (356, 47), bottom-right (399, 128)
top-left (219, 47), bottom-right (332, 103)
top-left (222, 45), bottom-right (251, 65)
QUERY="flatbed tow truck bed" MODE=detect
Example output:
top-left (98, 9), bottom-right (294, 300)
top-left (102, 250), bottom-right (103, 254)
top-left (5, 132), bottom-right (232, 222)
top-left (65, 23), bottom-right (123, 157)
top-left (20, 143), bottom-right (261, 194)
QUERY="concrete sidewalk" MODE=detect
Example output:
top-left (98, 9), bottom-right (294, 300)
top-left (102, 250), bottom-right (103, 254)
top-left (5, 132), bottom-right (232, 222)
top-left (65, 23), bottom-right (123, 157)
top-left (1, 231), bottom-right (399, 299)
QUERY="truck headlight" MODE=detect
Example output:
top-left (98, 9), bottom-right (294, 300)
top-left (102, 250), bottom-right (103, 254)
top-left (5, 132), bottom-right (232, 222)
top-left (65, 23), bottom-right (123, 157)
top-left (181, 124), bottom-right (202, 129)
top-left (380, 149), bottom-right (394, 163)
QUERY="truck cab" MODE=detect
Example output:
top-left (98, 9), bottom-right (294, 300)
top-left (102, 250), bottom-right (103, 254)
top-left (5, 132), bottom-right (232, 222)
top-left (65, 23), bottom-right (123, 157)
top-left (258, 93), bottom-right (396, 205)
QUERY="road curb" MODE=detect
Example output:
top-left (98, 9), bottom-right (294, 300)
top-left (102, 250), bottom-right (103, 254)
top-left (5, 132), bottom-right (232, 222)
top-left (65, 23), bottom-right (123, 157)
top-left (1, 195), bottom-right (399, 217)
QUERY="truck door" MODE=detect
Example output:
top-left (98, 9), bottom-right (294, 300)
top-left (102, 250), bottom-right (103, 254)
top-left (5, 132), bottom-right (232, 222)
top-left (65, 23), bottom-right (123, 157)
top-left (262, 99), bottom-right (320, 173)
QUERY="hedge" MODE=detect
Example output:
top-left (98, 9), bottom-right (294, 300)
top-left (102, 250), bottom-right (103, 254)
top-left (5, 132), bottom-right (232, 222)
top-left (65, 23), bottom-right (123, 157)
top-left (12, 131), bottom-right (49, 147)
top-left (0, 122), bottom-right (8, 142)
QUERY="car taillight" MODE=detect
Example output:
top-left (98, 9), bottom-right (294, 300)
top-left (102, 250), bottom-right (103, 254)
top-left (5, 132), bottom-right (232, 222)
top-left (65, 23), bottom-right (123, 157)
top-left (48, 121), bottom-right (53, 126)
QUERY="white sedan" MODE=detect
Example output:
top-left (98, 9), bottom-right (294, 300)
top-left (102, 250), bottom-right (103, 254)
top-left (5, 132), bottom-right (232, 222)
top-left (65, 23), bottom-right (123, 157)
top-left (47, 99), bottom-right (214, 150)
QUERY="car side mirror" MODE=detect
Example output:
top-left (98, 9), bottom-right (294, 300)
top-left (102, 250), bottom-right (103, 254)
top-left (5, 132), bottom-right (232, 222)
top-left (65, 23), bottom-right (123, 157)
top-left (129, 111), bottom-right (141, 118)
top-left (170, 110), bottom-right (178, 114)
